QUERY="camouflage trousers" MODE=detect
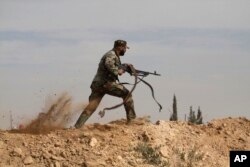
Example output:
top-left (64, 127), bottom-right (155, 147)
top-left (75, 81), bottom-right (136, 128)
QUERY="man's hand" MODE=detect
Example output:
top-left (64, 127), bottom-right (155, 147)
top-left (118, 68), bottom-right (125, 75)
top-left (124, 63), bottom-right (133, 68)
top-left (118, 63), bottom-right (134, 75)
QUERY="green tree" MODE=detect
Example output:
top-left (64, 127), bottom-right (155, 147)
top-left (188, 106), bottom-right (203, 124)
top-left (188, 106), bottom-right (196, 123)
top-left (170, 94), bottom-right (178, 121)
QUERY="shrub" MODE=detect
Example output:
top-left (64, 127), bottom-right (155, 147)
top-left (134, 142), bottom-right (169, 167)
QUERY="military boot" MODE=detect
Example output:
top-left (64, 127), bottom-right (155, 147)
top-left (74, 112), bottom-right (91, 128)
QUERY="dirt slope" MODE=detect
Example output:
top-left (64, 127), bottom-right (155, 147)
top-left (0, 117), bottom-right (249, 167)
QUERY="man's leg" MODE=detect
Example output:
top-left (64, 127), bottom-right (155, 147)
top-left (123, 93), bottom-right (136, 122)
top-left (105, 83), bottom-right (136, 122)
top-left (75, 91), bottom-right (104, 128)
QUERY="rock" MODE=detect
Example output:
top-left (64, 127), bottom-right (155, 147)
top-left (65, 139), bottom-right (73, 144)
top-left (191, 131), bottom-right (196, 135)
top-left (13, 147), bottom-right (23, 157)
top-left (127, 160), bottom-right (137, 166)
top-left (23, 156), bottom-right (34, 165)
top-left (60, 151), bottom-right (67, 158)
top-left (141, 131), bottom-right (150, 142)
top-left (81, 162), bottom-right (88, 167)
top-left (42, 150), bottom-right (51, 160)
top-left (22, 142), bottom-right (28, 147)
top-left (239, 137), bottom-right (245, 142)
top-left (155, 120), bottom-right (165, 125)
top-left (54, 142), bottom-right (62, 147)
top-left (160, 146), bottom-right (169, 158)
top-left (54, 161), bottom-right (61, 167)
top-left (0, 140), bottom-right (5, 149)
top-left (70, 148), bottom-right (76, 155)
top-left (51, 155), bottom-right (65, 161)
top-left (89, 137), bottom-right (98, 147)
top-left (117, 155), bottom-right (123, 161)
top-left (80, 139), bottom-right (85, 144)
top-left (49, 149), bottom-right (57, 155)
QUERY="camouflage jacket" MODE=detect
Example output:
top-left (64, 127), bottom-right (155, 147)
top-left (91, 50), bottom-right (121, 87)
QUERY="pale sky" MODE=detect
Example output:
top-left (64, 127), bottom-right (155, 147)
top-left (1, 0), bottom-right (250, 129)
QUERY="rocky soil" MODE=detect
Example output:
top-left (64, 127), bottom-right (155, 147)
top-left (0, 117), bottom-right (249, 167)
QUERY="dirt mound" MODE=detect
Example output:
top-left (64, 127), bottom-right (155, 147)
top-left (0, 117), bottom-right (249, 167)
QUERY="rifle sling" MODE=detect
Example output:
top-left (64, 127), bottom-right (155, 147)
top-left (98, 68), bottom-right (162, 118)
top-left (119, 77), bottom-right (162, 112)
top-left (137, 77), bottom-right (162, 112)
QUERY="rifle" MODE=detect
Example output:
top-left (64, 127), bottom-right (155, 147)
top-left (120, 63), bottom-right (162, 112)
top-left (119, 64), bottom-right (161, 77)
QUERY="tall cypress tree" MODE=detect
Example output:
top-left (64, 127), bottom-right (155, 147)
top-left (170, 94), bottom-right (178, 121)
top-left (196, 106), bottom-right (203, 124)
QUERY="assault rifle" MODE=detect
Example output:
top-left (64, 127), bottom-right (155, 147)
top-left (119, 64), bottom-right (161, 77)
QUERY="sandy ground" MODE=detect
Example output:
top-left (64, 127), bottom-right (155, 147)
top-left (0, 116), bottom-right (249, 167)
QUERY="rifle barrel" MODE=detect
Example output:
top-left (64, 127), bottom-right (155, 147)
top-left (136, 70), bottom-right (161, 76)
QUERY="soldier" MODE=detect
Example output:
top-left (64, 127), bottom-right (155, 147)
top-left (74, 40), bottom-right (136, 128)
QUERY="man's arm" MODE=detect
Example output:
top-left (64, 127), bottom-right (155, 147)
top-left (104, 54), bottom-right (124, 76)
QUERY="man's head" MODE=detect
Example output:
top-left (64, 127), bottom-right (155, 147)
top-left (113, 40), bottom-right (129, 56)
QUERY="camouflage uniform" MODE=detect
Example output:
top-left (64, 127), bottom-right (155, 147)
top-left (75, 49), bottom-right (136, 128)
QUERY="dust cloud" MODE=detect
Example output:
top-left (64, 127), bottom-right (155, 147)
top-left (15, 93), bottom-right (86, 134)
